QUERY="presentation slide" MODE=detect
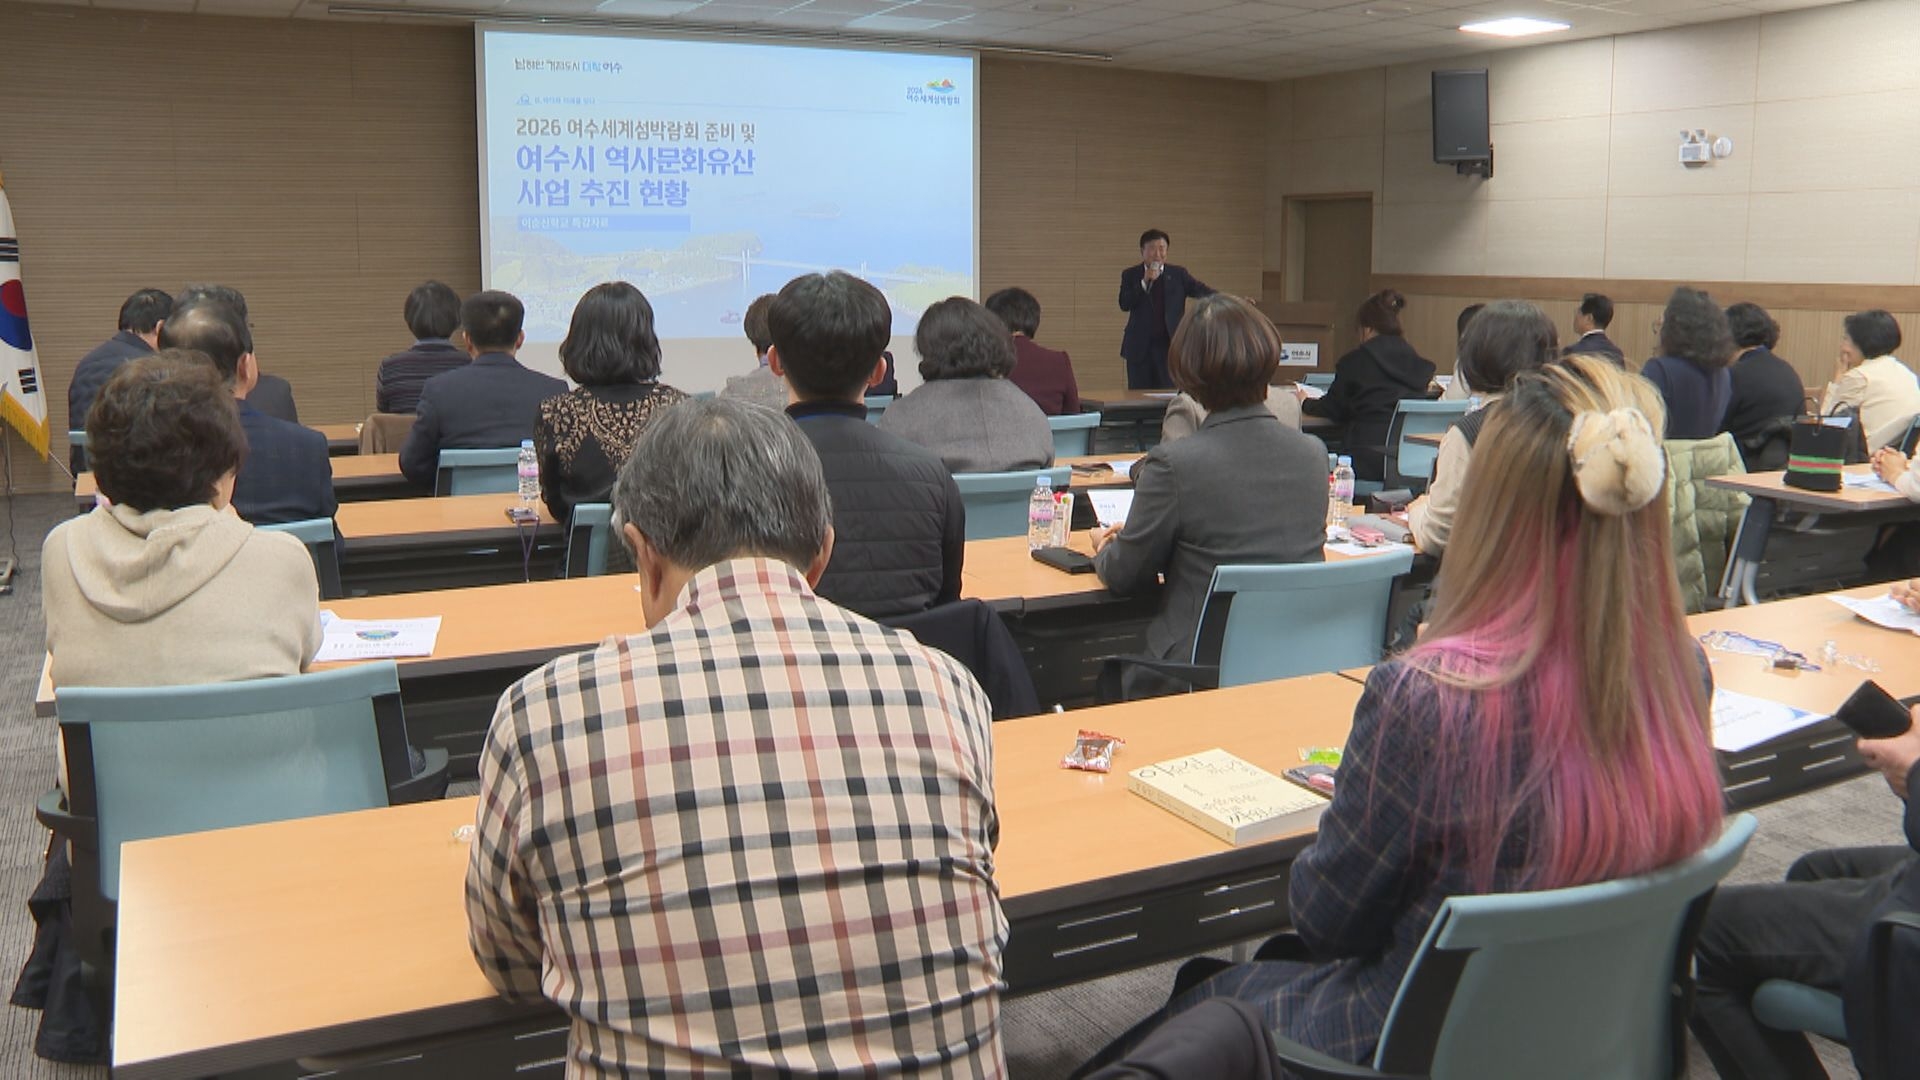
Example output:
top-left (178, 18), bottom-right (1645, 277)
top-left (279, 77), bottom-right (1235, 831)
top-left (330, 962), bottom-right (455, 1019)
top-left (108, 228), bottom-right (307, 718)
top-left (477, 28), bottom-right (978, 392)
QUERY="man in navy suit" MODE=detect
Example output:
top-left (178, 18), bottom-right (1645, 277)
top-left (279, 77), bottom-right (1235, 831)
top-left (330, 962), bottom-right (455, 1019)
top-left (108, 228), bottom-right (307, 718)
top-left (160, 290), bottom-right (335, 526)
top-left (1118, 229), bottom-right (1213, 389)
top-left (1564, 292), bottom-right (1626, 365)
top-left (399, 290), bottom-right (566, 489)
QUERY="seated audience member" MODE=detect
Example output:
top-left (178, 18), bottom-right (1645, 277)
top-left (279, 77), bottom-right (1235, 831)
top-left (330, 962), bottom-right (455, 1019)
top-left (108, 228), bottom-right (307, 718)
top-left (44, 352), bottom-right (321, 688)
top-left (985, 286), bottom-right (1081, 416)
top-left (1565, 292), bottom-right (1626, 364)
top-left (1721, 302), bottom-right (1806, 469)
top-left (1161, 384), bottom-right (1302, 442)
top-left (399, 289), bottom-right (566, 489)
top-left (466, 397), bottom-right (1006, 1075)
top-left (879, 297), bottom-right (1055, 472)
top-left (718, 293), bottom-right (787, 412)
top-left (177, 284), bottom-right (299, 423)
top-left (1642, 287), bottom-right (1736, 439)
top-left (1824, 309), bottom-right (1920, 452)
top-left (1691, 617), bottom-right (1920, 1079)
top-left (534, 283), bottom-right (687, 541)
top-left (1407, 300), bottom-right (1558, 556)
top-left (67, 287), bottom-right (171, 443)
top-left (1439, 302), bottom-right (1485, 401)
top-left (160, 291), bottom-right (335, 525)
top-left (1087, 356), bottom-right (1723, 1070)
top-left (1297, 289), bottom-right (1436, 481)
top-left (770, 271), bottom-right (964, 618)
top-left (375, 280), bottom-right (469, 414)
top-left (871, 349), bottom-right (899, 397)
top-left (1094, 295), bottom-right (1329, 698)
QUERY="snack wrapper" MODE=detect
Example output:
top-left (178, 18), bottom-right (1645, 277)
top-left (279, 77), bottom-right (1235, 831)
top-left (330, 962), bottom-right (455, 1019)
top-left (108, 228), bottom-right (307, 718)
top-left (1062, 729), bottom-right (1125, 773)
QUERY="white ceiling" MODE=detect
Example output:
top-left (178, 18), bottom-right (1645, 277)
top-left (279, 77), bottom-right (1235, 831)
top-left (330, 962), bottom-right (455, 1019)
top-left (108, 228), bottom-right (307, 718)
top-left (19, 0), bottom-right (1854, 78)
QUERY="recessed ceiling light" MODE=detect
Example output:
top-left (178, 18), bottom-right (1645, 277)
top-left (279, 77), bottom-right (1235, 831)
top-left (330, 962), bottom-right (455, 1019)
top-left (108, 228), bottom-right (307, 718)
top-left (1030, 1), bottom-right (1076, 11)
top-left (1363, 4), bottom-right (1413, 14)
top-left (1459, 15), bottom-right (1571, 36)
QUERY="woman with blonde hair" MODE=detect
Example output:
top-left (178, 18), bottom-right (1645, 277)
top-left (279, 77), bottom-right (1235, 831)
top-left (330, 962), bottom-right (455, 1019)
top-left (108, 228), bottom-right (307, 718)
top-left (1082, 355), bottom-right (1726, 1071)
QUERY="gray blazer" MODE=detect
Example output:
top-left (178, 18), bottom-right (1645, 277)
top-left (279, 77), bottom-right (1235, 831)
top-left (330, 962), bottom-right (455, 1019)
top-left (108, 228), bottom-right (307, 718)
top-left (877, 377), bottom-right (1054, 473)
top-left (1095, 404), bottom-right (1329, 684)
top-left (719, 364), bottom-right (789, 413)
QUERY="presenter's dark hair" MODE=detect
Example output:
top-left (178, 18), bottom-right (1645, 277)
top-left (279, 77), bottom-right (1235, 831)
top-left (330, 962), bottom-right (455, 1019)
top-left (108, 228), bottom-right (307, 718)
top-left (89, 350), bottom-right (246, 512)
top-left (560, 282), bottom-right (661, 385)
top-left (118, 289), bottom-right (173, 335)
top-left (1844, 310), bottom-right (1903, 359)
top-left (984, 287), bottom-right (1041, 337)
top-left (1170, 294), bottom-right (1280, 412)
top-left (743, 294), bottom-right (776, 356)
top-left (1456, 303), bottom-right (1485, 344)
top-left (916, 298), bottom-right (1017, 382)
top-left (1578, 293), bottom-right (1615, 329)
top-left (1139, 229), bottom-right (1170, 249)
top-left (1357, 289), bottom-right (1407, 337)
top-left (159, 294), bottom-right (252, 383)
top-left (462, 290), bottom-right (525, 352)
top-left (404, 281), bottom-right (461, 341)
top-left (768, 271), bottom-right (891, 399)
top-left (1659, 287), bottom-right (1735, 370)
top-left (1458, 300), bottom-right (1558, 396)
top-left (1725, 303), bottom-right (1780, 351)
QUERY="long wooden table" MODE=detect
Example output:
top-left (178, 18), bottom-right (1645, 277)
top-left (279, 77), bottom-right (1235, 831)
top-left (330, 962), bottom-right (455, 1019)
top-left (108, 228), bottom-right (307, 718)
top-left (1706, 465), bottom-right (1918, 606)
top-left (335, 494), bottom-right (566, 593)
top-left (314, 421), bottom-right (363, 455)
top-left (72, 453), bottom-right (419, 512)
top-left (112, 675), bottom-right (1361, 1080)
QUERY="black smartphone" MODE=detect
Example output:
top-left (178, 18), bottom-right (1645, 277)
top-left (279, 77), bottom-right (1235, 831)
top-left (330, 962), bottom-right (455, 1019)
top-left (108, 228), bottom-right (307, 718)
top-left (1031, 547), bottom-right (1095, 574)
top-left (1834, 680), bottom-right (1913, 740)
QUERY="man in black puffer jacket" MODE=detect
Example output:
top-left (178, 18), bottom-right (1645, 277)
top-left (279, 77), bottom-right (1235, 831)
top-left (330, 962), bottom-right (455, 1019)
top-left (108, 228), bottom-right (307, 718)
top-left (769, 271), bottom-right (965, 619)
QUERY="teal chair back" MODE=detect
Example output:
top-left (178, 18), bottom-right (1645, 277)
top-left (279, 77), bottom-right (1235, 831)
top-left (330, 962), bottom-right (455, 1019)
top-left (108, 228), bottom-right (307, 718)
top-left (953, 467), bottom-right (1071, 541)
top-left (864, 395), bottom-right (893, 425)
top-left (1193, 553), bottom-right (1414, 685)
top-left (564, 502), bottom-right (614, 578)
top-left (55, 663), bottom-right (412, 904)
top-left (1049, 412), bottom-right (1101, 458)
top-left (435, 447), bottom-right (522, 496)
top-left (259, 517), bottom-right (343, 599)
top-left (1384, 400), bottom-right (1472, 492)
top-left (692, 390), bottom-right (716, 401)
top-left (69, 429), bottom-right (89, 473)
top-left (1368, 814), bottom-right (1757, 1078)
top-left (1303, 373), bottom-right (1335, 391)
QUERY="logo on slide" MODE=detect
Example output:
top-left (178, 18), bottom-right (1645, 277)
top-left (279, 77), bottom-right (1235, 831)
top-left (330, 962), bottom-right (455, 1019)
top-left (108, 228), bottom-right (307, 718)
top-left (906, 78), bottom-right (963, 106)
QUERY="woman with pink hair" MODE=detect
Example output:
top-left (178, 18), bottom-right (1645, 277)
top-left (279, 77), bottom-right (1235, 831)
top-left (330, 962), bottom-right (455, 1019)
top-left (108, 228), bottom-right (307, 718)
top-left (1082, 354), bottom-right (1726, 1072)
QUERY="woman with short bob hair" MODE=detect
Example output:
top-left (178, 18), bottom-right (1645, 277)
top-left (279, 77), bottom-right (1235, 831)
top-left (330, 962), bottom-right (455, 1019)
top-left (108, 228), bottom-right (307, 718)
top-left (534, 282), bottom-right (689, 542)
top-left (1093, 294), bottom-right (1331, 698)
top-left (44, 350), bottom-right (322, 690)
top-left (877, 296), bottom-right (1054, 472)
top-left (1825, 309), bottom-right (1920, 452)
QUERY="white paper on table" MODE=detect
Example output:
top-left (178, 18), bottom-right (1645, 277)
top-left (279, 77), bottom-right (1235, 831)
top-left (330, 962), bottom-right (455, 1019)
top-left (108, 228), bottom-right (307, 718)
top-left (1105, 459), bottom-right (1135, 479)
top-left (1711, 688), bottom-right (1828, 752)
top-left (1294, 383), bottom-right (1327, 400)
top-left (314, 616), bottom-right (443, 662)
top-left (1841, 472), bottom-right (1899, 494)
top-left (1088, 489), bottom-right (1135, 527)
top-left (1325, 539), bottom-right (1415, 559)
top-left (1434, 375), bottom-right (1454, 389)
top-left (1829, 592), bottom-right (1920, 636)
top-left (1145, 392), bottom-right (1178, 400)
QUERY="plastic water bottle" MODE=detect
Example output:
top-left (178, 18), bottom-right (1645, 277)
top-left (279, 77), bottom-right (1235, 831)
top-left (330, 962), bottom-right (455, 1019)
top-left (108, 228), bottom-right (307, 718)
top-left (1027, 475), bottom-right (1056, 551)
top-left (1330, 456), bottom-right (1356, 527)
top-left (516, 439), bottom-right (539, 504)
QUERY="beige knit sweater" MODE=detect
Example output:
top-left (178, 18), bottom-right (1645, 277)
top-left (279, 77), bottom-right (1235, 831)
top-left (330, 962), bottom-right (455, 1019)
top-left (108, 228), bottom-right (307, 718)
top-left (43, 503), bottom-right (322, 690)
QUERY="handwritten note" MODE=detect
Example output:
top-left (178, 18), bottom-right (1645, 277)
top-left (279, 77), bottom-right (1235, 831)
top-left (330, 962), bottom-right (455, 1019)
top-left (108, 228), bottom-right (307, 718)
top-left (1294, 383), bottom-right (1327, 400)
top-left (1830, 593), bottom-right (1920, 636)
top-left (1711, 688), bottom-right (1827, 752)
top-left (1088, 490), bottom-right (1134, 528)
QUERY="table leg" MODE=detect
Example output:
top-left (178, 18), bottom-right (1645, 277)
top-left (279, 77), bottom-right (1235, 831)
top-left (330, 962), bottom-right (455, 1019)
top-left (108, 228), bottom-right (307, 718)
top-left (1719, 496), bottom-right (1776, 608)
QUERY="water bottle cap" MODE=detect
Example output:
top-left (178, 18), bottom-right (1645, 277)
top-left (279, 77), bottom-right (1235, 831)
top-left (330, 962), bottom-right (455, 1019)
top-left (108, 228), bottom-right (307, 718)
top-left (521, 439), bottom-right (534, 448)
top-left (1337, 456), bottom-right (1352, 466)
top-left (1035, 475), bottom-right (1053, 488)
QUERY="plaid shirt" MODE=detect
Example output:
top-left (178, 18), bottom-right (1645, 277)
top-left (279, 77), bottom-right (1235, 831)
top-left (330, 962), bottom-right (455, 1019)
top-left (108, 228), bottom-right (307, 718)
top-left (466, 558), bottom-right (1007, 1077)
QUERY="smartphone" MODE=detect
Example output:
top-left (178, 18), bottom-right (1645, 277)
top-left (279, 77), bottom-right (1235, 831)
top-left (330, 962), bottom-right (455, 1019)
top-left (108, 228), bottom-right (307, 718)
top-left (1031, 547), bottom-right (1095, 574)
top-left (1834, 680), bottom-right (1914, 740)
top-left (504, 506), bottom-right (540, 525)
top-left (1284, 764), bottom-right (1337, 798)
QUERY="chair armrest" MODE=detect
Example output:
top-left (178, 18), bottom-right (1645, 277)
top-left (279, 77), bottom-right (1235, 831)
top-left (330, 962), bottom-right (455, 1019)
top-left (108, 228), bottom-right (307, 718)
top-left (1095, 655), bottom-right (1220, 703)
top-left (1268, 1034), bottom-right (1425, 1080)
top-left (35, 788), bottom-right (95, 849)
top-left (389, 747), bottom-right (451, 805)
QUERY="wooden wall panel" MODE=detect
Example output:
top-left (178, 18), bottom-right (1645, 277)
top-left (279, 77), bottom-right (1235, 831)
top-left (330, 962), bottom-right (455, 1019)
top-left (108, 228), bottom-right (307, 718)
top-left (0, 1), bottom-right (483, 493)
top-left (0, 4), bottom-right (1266, 492)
